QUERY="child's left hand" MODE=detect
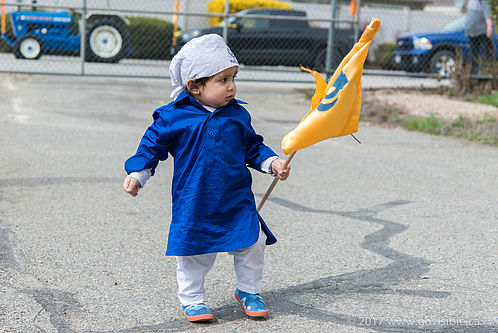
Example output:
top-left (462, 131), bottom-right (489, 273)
top-left (271, 158), bottom-right (291, 180)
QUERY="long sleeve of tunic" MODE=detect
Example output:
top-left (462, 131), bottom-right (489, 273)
top-left (125, 91), bottom-right (277, 256)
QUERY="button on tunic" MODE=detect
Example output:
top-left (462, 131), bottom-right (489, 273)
top-left (125, 90), bottom-right (277, 256)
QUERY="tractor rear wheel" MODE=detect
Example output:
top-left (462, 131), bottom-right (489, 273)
top-left (85, 17), bottom-right (129, 63)
top-left (14, 34), bottom-right (43, 60)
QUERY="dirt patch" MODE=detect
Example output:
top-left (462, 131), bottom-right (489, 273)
top-left (363, 89), bottom-right (498, 122)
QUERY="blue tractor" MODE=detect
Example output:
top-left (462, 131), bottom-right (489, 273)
top-left (1, 1), bottom-right (129, 62)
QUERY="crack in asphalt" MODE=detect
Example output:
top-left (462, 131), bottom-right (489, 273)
top-left (2, 199), bottom-right (495, 332)
top-left (22, 288), bottom-right (80, 333)
top-left (110, 199), bottom-right (495, 332)
top-left (0, 224), bottom-right (81, 332)
top-left (0, 227), bottom-right (21, 271)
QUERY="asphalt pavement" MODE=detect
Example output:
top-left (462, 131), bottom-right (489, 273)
top-left (0, 73), bottom-right (496, 332)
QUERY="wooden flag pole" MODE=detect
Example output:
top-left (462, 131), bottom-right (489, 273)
top-left (257, 151), bottom-right (296, 213)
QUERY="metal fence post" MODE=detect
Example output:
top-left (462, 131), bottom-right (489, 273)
top-left (80, 0), bottom-right (86, 75)
top-left (354, 0), bottom-right (362, 43)
top-left (325, 0), bottom-right (338, 78)
top-left (222, 0), bottom-right (229, 42)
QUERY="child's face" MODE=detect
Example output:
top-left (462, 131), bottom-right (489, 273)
top-left (195, 66), bottom-right (238, 109)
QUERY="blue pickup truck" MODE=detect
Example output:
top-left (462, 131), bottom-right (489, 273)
top-left (393, 17), bottom-right (498, 75)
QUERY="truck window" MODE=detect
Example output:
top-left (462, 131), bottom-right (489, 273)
top-left (272, 19), bottom-right (307, 30)
top-left (239, 18), bottom-right (269, 29)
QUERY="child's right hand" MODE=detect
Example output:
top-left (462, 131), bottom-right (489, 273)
top-left (123, 176), bottom-right (141, 197)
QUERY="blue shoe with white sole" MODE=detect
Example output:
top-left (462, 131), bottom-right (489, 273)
top-left (235, 288), bottom-right (269, 317)
top-left (181, 303), bottom-right (214, 322)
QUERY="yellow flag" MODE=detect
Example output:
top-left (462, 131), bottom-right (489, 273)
top-left (281, 18), bottom-right (380, 155)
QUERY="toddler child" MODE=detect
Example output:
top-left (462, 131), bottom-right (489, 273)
top-left (123, 34), bottom-right (290, 322)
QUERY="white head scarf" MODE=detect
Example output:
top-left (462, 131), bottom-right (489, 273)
top-left (169, 34), bottom-right (239, 99)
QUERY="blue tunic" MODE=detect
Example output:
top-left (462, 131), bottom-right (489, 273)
top-left (125, 90), bottom-right (277, 256)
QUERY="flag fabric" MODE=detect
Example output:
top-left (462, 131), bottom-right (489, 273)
top-left (349, 0), bottom-right (359, 16)
top-left (281, 18), bottom-right (380, 155)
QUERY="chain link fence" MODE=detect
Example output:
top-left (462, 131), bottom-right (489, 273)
top-left (0, 0), bottom-right (494, 88)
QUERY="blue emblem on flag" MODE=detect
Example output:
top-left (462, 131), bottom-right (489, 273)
top-left (317, 72), bottom-right (349, 112)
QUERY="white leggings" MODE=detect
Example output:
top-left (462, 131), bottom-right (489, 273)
top-left (176, 226), bottom-right (267, 306)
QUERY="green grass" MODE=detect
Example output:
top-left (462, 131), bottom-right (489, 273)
top-left (470, 92), bottom-right (498, 108)
top-left (402, 114), bottom-right (445, 135)
top-left (362, 103), bottom-right (498, 146)
top-left (476, 113), bottom-right (497, 124)
top-left (468, 131), bottom-right (498, 145)
top-left (400, 112), bottom-right (498, 145)
top-left (399, 113), bottom-right (498, 146)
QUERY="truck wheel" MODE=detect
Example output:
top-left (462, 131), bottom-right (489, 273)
top-left (14, 34), bottom-right (42, 60)
top-left (85, 17), bottom-right (129, 63)
top-left (429, 50), bottom-right (456, 76)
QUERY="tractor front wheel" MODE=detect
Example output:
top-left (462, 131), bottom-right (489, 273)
top-left (85, 17), bottom-right (129, 63)
top-left (14, 34), bottom-right (43, 60)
